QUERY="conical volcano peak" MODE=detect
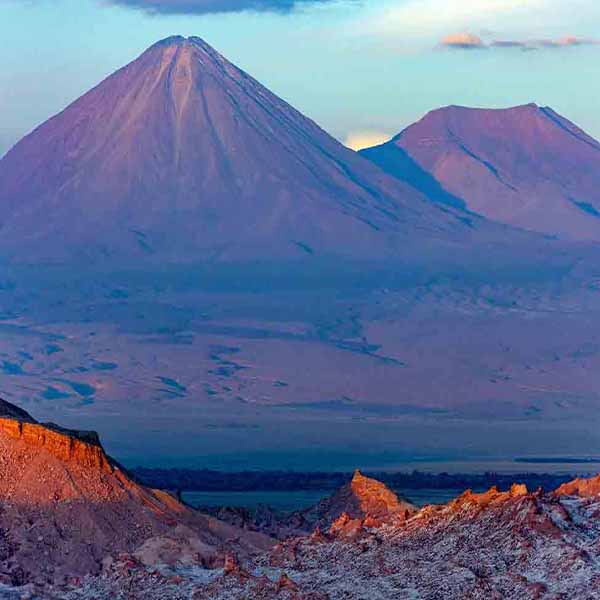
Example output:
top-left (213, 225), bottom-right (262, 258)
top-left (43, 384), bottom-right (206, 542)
top-left (0, 34), bottom-right (480, 264)
top-left (150, 34), bottom-right (186, 48)
top-left (144, 35), bottom-right (234, 72)
top-left (141, 34), bottom-right (236, 81)
top-left (150, 34), bottom-right (211, 48)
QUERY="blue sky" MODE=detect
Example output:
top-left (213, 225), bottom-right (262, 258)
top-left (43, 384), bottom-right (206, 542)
top-left (1, 0), bottom-right (599, 156)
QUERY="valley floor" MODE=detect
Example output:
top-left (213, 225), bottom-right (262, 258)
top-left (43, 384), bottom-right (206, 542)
top-left (2, 275), bottom-right (600, 470)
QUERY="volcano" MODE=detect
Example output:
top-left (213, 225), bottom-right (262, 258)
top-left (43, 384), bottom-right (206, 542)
top-left (361, 104), bottom-right (600, 241)
top-left (0, 36), bottom-right (480, 266)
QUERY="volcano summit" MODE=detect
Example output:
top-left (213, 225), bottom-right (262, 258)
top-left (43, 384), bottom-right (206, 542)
top-left (0, 36), bottom-right (482, 266)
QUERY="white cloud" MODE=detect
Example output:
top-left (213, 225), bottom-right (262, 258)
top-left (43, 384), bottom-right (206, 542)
top-left (344, 130), bottom-right (391, 151)
top-left (369, 0), bottom-right (545, 37)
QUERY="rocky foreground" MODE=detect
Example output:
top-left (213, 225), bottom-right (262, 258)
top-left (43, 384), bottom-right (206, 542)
top-left (1, 399), bottom-right (600, 599)
top-left (0, 399), bottom-right (273, 598)
top-left (63, 480), bottom-right (600, 600)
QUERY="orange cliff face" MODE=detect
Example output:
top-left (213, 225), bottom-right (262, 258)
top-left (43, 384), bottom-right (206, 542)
top-left (0, 417), bottom-right (111, 473)
top-left (0, 399), bottom-right (273, 588)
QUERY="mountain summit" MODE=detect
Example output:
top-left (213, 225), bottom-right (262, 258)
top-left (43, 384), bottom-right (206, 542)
top-left (0, 36), bottom-right (471, 265)
top-left (361, 104), bottom-right (600, 240)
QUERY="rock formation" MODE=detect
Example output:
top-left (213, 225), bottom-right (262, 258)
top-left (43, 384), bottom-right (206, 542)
top-left (58, 469), bottom-right (600, 599)
top-left (296, 469), bottom-right (416, 532)
top-left (0, 399), bottom-right (273, 591)
top-left (200, 470), bottom-right (416, 540)
top-left (555, 473), bottom-right (600, 497)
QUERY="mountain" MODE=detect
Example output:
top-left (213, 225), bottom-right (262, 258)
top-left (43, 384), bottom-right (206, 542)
top-left (361, 104), bottom-right (600, 240)
top-left (0, 399), bottom-right (272, 591)
top-left (0, 36), bottom-right (479, 266)
top-left (1, 37), bottom-right (599, 480)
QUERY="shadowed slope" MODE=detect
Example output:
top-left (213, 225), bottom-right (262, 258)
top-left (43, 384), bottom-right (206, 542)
top-left (359, 142), bottom-right (466, 209)
top-left (361, 104), bottom-right (600, 240)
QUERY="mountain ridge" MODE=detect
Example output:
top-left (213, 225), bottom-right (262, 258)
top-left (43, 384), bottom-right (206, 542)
top-left (361, 103), bottom-right (600, 241)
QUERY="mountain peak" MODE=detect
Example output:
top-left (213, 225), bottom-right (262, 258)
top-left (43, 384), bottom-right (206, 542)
top-left (417, 102), bottom-right (544, 126)
top-left (347, 470), bottom-right (412, 518)
top-left (0, 34), bottom-right (470, 265)
top-left (438, 102), bottom-right (539, 113)
top-left (351, 468), bottom-right (365, 482)
top-left (363, 102), bottom-right (600, 241)
top-left (151, 34), bottom-right (186, 47)
top-left (148, 35), bottom-right (223, 59)
top-left (298, 471), bottom-right (416, 533)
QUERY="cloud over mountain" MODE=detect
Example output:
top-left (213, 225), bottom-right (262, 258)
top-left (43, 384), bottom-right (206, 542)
top-left (344, 130), bottom-right (391, 151)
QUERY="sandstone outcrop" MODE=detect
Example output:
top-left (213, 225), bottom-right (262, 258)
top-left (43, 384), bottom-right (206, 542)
top-left (297, 469), bottom-right (416, 532)
top-left (0, 399), bottom-right (273, 590)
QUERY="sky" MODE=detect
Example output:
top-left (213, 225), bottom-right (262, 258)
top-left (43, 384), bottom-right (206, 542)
top-left (1, 0), bottom-right (599, 156)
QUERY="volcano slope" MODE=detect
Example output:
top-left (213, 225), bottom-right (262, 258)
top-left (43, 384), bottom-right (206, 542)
top-left (361, 103), bottom-right (600, 240)
top-left (0, 398), bottom-right (273, 593)
top-left (62, 470), bottom-right (600, 599)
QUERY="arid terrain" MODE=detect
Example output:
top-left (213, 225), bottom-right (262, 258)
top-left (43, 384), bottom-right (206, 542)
top-left (1, 270), bottom-right (600, 469)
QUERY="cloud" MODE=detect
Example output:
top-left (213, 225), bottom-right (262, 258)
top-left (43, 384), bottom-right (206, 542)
top-left (536, 36), bottom-right (599, 48)
top-left (490, 40), bottom-right (527, 48)
top-left (357, 0), bottom-right (600, 54)
top-left (440, 33), bottom-right (486, 50)
top-left (366, 0), bottom-right (546, 38)
top-left (344, 130), bottom-right (391, 151)
top-left (106, 0), bottom-right (341, 15)
top-left (442, 33), bottom-right (599, 51)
